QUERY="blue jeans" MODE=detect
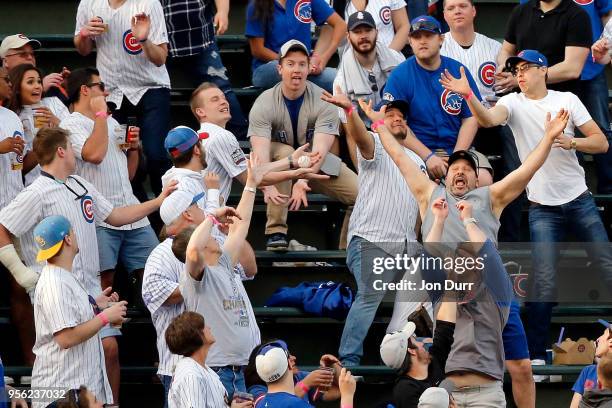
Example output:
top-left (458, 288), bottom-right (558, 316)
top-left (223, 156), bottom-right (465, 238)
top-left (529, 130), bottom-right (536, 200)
top-left (159, 374), bottom-right (172, 408)
top-left (252, 61), bottom-right (337, 92)
top-left (526, 191), bottom-right (612, 359)
top-left (96, 225), bottom-right (158, 273)
top-left (339, 236), bottom-right (390, 366)
top-left (113, 87), bottom-right (172, 195)
top-left (211, 366), bottom-right (246, 400)
top-left (167, 44), bottom-right (248, 140)
top-left (579, 71), bottom-right (612, 194)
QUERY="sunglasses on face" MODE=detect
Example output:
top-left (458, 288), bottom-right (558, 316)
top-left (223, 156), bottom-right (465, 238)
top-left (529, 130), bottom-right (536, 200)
top-left (511, 63), bottom-right (540, 76)
top-left (86, 81), bottom-right (105, 91)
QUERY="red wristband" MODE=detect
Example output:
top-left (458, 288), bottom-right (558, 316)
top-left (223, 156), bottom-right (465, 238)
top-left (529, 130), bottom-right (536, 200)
top-left (341, 405), bottom-right (353, 408)
top-left (79, 27), bottom-right (90, 38)
top-left (97, 312), bottom-right (109, 325)
top-left (464, 90), bottom-right (473, 101)
top-left (371, 119), bottom-right (385, 131)
top-left (296, 381), bottom-right (310, 393)
top-left (94, 111), bottom-right (108, 119)
top-left (207, 214), bottom-right (221, 226)
top-left (344, 106), bottom-right (354, 117)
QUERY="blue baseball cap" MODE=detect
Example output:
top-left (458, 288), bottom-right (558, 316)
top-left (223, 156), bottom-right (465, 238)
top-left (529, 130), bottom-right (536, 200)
top-left (505, 50), bottom-right (548, 72)
top-left (34, 215), bottom-right (72, 262)
top-left (164, 126), bottom-right (208, 158)
top-left (409, 16), bottom-right (442, 35)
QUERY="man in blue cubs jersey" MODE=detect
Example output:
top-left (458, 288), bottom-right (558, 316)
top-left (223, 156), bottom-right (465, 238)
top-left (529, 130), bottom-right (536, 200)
top-left (381, 15), bottom-right (493, 186)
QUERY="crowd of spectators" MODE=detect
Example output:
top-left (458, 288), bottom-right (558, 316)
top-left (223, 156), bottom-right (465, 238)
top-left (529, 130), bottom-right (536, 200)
top-left (1, 0), bottom-right (612, 406)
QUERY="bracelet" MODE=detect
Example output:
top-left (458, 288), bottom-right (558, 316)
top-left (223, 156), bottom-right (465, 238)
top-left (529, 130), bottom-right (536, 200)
top-left (341, 405), bottom-right (353, 408)
top-left (463, 217), bottom-right (477, 226)
top-left (206, 214), bottom-right (222, 226)
top-left (464, 90), bottom-right (473, 101)
top-left (297, 381), bottom-right (310, 393)
top-left (94, 111), bottom-right (108, 119)
top-left (244, 186), bottom-right (257, 194)
top-left (371, 119), bottom-right (385, 131)
top-left (288, 155), bottom-right (294, 169)
top-left (424, 152), bottom-right (436, 163)
top-left (138, 37), bottom-right (148, 44)
top-left (344, 105), bottom-right (354, 117)
top-left (97, 312), bottom-right (109, 325)
top-left (79, 27), bottom-right (90, 38)
top-left (570, 138), bottom-right (577, 150)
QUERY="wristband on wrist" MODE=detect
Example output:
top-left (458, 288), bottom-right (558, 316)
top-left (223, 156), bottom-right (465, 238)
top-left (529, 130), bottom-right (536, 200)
top-left (424, 152), bottom-right (436, 163)
top-left (344, 105), bottom-right (354, 117)
top-left (464, 90), bottom-right (473, 101)
top-left (94, 111), bottom-right (109, 119)
top-left (288, 155), bottom-right (294, 169)
top-left (97, 312), bottom-right (109, 325)
top-left (79, 27), bottom-right (90, 38)
top-left (371, 119), bottom-right (385, 131)
top-left (244, 186), bottom-right (257, 194)
top-left (341, 405), bottom-right (353, 408)
top-left (207, 214), bottom-right (221, 226)
top-left (297, 381), bottom-right (310, 393)
top-left (138, 37), bottom-right (148, 44)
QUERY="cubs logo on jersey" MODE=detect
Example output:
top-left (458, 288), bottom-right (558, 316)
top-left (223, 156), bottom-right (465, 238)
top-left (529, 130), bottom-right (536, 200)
top-left (440, 89), bottom-right (463, 115)
top-left (294, 0), bottom-right (312, 23)
top-left (478, 62), bottom-right (496, 88)
top-left (379, 6), bottom-right (391, 25)
top-left (122, 30), bottom-right (143, 55)
top-left (573, 0), bottom-right (593, 5)
top-left (81, 195), bottom-right (95, 223)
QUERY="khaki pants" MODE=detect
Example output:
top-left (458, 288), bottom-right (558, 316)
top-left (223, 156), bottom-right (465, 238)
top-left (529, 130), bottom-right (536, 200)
top-left (266, 142), bottom-right (358, 249)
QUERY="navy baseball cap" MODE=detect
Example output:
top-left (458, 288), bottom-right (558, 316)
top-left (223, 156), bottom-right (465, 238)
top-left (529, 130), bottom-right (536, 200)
top-left (382, 100), bottom-right (409, 118)
top-left (448, 150), bottom-right (478, 173)
top-left (347, 11), bottom-right (376, 31)
top-left (34, 215), bottom-right (72, 262)
top-left (164, 126), bottom-right (208, 158)
top-left (505, 50), bottom-right (548, 72)
top-left (409, 15), bottom-right (442, 35)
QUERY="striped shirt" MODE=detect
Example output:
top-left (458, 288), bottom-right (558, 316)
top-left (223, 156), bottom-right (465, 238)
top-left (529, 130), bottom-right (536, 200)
top-left (168, 357), bottom-right (228, 408)
top-left (21, 97), bottom-right (71, 186)
top-left (199, 122), bottom-right (247, 206)
top-left (441, 33), bottom-right (501, 108)
top-left (31, 265), bottom-right (112, 408)
top-left (180, 252), bottom-right (260, 367)
top-left (75, 0), bottom-right (171, 107)
top-left (161, 0), bottom-right (215, 57)
top-left (0, 175), bottom-right (114, 296)
top-left (60, 112), bottom-right (149, 230)
top-left (142, 238), bottom-right (184, 376)
top-left (0, 107), bottom-right (25, 210)
top-left (347, 133), bottom-right (425, 244)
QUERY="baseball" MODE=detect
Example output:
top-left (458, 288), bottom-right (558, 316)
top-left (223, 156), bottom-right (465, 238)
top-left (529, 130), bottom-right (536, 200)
top-left (298, 155), bottom-right (311, 168)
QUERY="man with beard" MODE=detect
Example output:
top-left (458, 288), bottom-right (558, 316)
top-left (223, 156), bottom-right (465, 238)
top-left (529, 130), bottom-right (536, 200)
top-left (380, 16), bottom-right (493, 187)
top-left (249, 40), bottom-right (357, 251)
top-left (359, 97), bottom-right (571, 406)
top-left (321, 89), bottom-right (426, 367)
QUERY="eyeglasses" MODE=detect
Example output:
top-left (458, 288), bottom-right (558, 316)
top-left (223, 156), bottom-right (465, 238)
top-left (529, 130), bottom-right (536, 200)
top-left (410, 20), bottom-right (440, 34)
top-left (511, 63), bottom-right (540, 76)
top-left (86, 81), bottom-right (105, 91)
top-left (367, 72), bottom-right (378, 93)
top-left (5, 50), bottom-right (35, 59)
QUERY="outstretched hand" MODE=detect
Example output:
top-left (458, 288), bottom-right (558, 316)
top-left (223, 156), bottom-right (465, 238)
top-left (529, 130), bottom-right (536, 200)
top-left (357, 98), bottom-right (386, 123)
top-left (544, 109), bottom-right (570, 141)
top-left (321, 86), bottom-right (353, 110)
top-left (439, 66), bottom-right (472, 97)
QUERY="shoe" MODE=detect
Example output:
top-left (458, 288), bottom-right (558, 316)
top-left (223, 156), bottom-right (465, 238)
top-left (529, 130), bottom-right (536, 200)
top-left (19, 375), bottom-right (31, 385)
top-left (288, 239), bottom-right (317, 251)
top-left (531, 359), bottom-right (549, 383)
top-left (266, 233), bottom-right (288, 251)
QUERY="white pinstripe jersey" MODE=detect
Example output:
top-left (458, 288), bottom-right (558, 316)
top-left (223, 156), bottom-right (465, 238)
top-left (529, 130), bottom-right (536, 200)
top-left (61, 112), bottom-right (149, 230)
top-left (0, 107), bottom-right (25, 210)
top-left (199, 122), bottom-right (247, 205)
top-left (347, 133), bottom-right (425, 244)
top-left (180, 252), bottom-right (260, 367)
top-left (142, 238), bottom-right (184, 376)
top-left (168, 357), bottom-right (228, 408)
top-left (75, 0), bottom-right (171, 107)
top-left (441, 33), bottom-right (502, 108)
top-left (31, 265), bottom-right (112, 408)
top-left (161, 167), bottom-right (219, 212)
top-left (21, 97), bottom-right (71, 186)
top-left (345, 0), bottom-right (406, 48)
top-left (0, 175), bottom-right (114, 296)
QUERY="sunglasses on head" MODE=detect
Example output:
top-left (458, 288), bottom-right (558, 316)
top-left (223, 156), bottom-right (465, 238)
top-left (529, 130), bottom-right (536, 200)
top-left (410, 21), bottom-right (439, 34)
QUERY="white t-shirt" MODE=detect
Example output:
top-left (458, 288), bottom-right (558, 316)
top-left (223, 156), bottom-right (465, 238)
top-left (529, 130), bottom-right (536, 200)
top-left (497, 90), bottom-right (592, 205)
top-left (345, 0), bottom-right (405, 48)
top-left (60, 112), bottom-right (148, 230)
top-left (441, 33), bottom-right (501, 108)
top-left (75, 0), bottom-right (171, 107)
top-left (32, 265), bottom-right (112, 408)
top-left (21, 97), bottom-right (70, 186)
top-left (168, 357), bottom-right (228, 408)
top-left (0, 107), bottom-right (25, 210)
top-left (179, 252), bottom-right (260, 367)
top-left (142, 238), bottom-right (184, 376)
top-left (199, 122), bottom-right (247, 205)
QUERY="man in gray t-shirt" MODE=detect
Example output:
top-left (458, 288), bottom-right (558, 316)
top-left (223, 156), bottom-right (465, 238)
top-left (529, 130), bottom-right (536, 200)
top-left (249, 40), bottom-right (358, 251)
top-left (172, 157), bottom-right (265, 399)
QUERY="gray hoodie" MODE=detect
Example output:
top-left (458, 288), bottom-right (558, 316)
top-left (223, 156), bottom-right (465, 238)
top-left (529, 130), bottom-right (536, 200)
top-left (580, 389), bottom-right (612, 408)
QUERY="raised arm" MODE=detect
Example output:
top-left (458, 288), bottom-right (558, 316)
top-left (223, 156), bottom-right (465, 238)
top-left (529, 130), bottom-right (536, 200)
top-left (55, 301), bottom-right (126, 349)
top-left (79, 97), bottom-right (110, 165)
top-left (105, 180), bottom-right (177, 226)
top-left (440, 67), bottom-right (509, 128)
top-left (489, 109), bottom-right (570, 217)
top-left (359, 100), bottom-right (435, 214)
top-left (131, 13), bottom-right (168, 66)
